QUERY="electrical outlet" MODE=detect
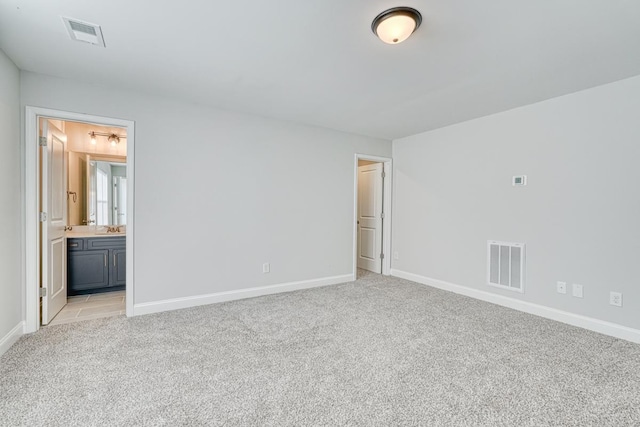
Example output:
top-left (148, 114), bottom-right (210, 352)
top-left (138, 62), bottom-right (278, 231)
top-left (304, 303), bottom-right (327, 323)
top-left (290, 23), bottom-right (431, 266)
top-left (394, 251), bottom-right (399, 260)
top-left (572, 283), bottom-right (583, 298)
top-left (262, 262), bottom-right (270, 273)
top-left (610, 292), bottom-right (623, 307)
top-left (556, 281), bottom-right (567, 294)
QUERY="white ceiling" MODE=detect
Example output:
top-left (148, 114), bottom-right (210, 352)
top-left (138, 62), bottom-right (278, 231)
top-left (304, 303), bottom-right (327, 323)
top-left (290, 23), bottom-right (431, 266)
top-left (1, 1), bottom-right (640, 140)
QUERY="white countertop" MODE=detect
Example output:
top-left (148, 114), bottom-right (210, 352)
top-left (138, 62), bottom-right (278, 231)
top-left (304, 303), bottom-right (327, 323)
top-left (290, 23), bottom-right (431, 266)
top-left (66, 233), bottom-right (126, 238)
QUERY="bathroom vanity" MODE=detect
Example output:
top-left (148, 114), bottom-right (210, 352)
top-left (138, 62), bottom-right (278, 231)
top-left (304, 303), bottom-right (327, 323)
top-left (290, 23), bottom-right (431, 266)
top-left (67, 235), bottom-right (126, 295)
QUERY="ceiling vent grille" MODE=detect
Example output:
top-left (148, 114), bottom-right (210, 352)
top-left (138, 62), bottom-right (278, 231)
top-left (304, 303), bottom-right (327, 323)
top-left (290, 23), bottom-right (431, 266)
top-left (62, 17), bottom-right (105, 47)
top-left (487, 240), bottom-right (525, 293)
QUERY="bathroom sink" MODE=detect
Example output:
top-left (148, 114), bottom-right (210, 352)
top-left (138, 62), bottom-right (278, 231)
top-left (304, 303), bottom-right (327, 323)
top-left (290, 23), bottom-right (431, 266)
top-left (94, 227), bottom-right (126, 235)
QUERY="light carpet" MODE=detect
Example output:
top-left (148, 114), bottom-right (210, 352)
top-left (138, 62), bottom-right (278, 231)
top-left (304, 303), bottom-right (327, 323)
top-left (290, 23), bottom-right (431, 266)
top-left (1, 270), bottom-right (639, 426)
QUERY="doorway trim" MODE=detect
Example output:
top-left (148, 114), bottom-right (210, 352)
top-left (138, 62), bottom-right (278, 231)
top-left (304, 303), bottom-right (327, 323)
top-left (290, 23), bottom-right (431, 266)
top-left (353, 154), bottom-right (392, 279)
top-left (24, 106), bottom-right (135, 334)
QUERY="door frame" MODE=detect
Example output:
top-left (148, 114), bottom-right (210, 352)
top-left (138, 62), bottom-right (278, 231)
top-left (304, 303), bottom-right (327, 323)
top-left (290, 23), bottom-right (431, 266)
top-left (353, 154), bottom-right (392, 279)
top-left (24, 106), bottom-right (136, 333)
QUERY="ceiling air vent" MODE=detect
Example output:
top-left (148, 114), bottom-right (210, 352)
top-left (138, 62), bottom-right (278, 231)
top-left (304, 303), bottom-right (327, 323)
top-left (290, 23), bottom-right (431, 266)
top-left (62, 17), bottom-right (105, 47)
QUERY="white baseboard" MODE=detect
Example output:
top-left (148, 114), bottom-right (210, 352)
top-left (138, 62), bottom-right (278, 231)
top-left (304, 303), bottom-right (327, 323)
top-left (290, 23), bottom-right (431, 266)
top-left (391, 269), bottom-right (640, 344)
top-left (133, 274), bottom-right (353, 316)
top-left (0, 321), bottom-right (25, 357)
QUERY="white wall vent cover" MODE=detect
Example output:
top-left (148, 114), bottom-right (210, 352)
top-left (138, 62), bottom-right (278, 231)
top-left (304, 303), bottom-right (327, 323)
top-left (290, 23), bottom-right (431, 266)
top-left (487, 240), bottom-right (525, 293)
top-left (62, 17), bottom-right (105, 47)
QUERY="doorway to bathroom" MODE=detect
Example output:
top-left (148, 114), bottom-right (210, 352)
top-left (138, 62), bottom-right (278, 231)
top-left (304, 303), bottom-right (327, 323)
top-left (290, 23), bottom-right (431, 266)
top-left (24, 107), bottom-right (135, 333)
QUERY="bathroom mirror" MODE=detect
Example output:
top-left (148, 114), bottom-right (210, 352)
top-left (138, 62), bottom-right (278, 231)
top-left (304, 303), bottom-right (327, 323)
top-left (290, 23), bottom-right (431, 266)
top-left (68, 153), bottom-right (127, 226)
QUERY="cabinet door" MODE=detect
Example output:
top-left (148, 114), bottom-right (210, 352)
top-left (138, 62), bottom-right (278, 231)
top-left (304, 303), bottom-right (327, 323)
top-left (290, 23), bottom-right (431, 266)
top-left (110, 249), bottom-right (126, 286)
top-left (68, 250), bottom-right (109, 294)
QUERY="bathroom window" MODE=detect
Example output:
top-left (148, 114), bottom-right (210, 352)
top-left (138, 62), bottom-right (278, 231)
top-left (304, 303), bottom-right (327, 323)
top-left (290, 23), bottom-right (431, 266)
top-left (114, 176), bottom-right (127, 225)
top-left (96, 169), bottom-right (109, 225)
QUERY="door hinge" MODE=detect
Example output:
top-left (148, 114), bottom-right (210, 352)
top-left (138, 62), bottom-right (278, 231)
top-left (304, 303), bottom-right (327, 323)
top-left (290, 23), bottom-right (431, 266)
top-left (381, 171), bottom-right (386, 179)
top-left (39, 287), bottom-right (47, 298)
top-left (381, 212), bottom-right (385, 219)
top-left (380, 253), bottom-right (385, 259)
top-left (39, 136), bottom-right (47, 147)
top-left (39, 212), bottom-right (47, 222)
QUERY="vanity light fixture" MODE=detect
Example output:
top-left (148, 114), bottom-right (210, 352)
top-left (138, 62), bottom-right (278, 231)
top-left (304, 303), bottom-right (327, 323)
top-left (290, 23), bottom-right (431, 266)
top-left (371, 6), bottom-right (422, 44)
top-left (108, 134), bottom-right (120, 146)
top-left (88, 131), bottom-right (126, 146)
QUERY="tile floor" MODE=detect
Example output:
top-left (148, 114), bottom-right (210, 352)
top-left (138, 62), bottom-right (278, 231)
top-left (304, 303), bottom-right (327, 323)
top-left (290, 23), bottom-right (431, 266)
top-left (49, 290), bottom-right (125, 326)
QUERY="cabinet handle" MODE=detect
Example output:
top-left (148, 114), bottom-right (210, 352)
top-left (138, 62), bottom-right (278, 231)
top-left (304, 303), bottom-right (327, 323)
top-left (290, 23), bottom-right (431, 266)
top-left (114, 254), bottom-right (116, 267)
top-left (104, 254), bottom-right (107, 267)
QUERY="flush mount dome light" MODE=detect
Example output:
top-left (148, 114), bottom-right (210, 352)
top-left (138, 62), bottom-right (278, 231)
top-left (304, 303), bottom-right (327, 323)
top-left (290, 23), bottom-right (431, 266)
top-left (371, 6), bottom-right (422, 44)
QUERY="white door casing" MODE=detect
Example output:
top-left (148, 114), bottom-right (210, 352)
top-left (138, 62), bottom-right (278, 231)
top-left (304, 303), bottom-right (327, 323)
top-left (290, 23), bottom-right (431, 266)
top-left (41, 119), bottom-right (68, 325)
top-left (25, 107), bottom-right (135, 333)
top-left (357, 163), bottom-right (383, 273)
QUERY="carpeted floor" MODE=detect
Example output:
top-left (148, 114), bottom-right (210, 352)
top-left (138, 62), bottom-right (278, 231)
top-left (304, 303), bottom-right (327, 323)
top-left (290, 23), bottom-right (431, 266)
top-left (1, 271), bottom-right (639, 426)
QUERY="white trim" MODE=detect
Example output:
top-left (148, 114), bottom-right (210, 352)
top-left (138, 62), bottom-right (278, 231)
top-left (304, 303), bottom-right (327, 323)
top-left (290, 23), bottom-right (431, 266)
top-left (133, 274), bottom-right (353, 316)
top-left (353, 154), bottom-right (393, 277)
top-left (24, 107), bottom-right (136, 334)
top-left (390, 269), bottom-right (640, 344)
top-left (0, 322), bottom-right (25, 357)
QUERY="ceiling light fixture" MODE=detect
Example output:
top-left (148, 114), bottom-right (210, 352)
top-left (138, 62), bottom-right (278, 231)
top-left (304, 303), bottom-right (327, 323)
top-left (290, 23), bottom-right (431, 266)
top-left (88, 131), bottom-right (126, 146)
top-left (371, 7), bottom-right (422, 45)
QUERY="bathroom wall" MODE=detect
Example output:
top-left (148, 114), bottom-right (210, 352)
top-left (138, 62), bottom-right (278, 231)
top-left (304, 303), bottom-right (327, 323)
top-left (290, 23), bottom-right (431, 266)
top-left (65, 121), bottom-right (126, 226)
top-left (21, 71), bottom-right (391, 308)
top-left (67, 150), bottom-right (87, 225)
top-left (65, 121), bottom-right (127, 157)
top-left (0, 49), bottom-right (22, 349)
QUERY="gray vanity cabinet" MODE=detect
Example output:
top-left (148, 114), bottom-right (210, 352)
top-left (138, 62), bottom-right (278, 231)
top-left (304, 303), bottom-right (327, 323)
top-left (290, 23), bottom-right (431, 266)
top-left (67, 249), bottom-right (109, 292)
top-left (68, 236), bottom-right (126, 295)
top-left (111, 249), bottom-right (127, 286)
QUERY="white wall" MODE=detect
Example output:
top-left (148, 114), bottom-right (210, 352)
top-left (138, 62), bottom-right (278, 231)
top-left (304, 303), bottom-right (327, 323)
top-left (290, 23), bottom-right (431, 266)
top-left (0, 50), bottom-right (22, 342)
top-left (392, 75), bottom-right (640, 330)
top-left (21, 72), bottom-right (391, 305)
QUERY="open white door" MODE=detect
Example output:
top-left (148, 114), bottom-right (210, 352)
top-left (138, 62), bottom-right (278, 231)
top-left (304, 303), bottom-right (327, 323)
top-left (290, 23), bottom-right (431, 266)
top-left (41, 119), bottom-right (68, 325)
top-left (357, 163), bottom-right (384, 273)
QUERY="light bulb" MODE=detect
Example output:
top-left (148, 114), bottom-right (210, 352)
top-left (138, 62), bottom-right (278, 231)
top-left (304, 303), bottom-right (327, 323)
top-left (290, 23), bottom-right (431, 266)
top-left (90, 133), bottom-right (97, 145)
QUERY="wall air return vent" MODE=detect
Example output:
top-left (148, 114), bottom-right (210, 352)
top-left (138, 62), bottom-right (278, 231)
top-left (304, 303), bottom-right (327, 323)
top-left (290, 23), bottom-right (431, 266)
top-left (62, 17), bottom-right (105, 47)
top-left (487, 240), bottom-right (525, 293)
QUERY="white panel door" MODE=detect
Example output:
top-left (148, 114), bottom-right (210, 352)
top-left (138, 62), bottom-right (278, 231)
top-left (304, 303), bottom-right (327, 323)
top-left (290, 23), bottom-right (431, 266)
top-left (357, 163), bottom-right (383, 273)
top-left (41, 119), bottom-right (68, 325)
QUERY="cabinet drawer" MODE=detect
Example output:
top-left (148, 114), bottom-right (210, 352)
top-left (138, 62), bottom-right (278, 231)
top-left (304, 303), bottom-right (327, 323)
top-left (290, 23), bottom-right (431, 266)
top-left (67, 238), bottom-right (84, 251)
top-left (87, 237), bottom-right (126, 250)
